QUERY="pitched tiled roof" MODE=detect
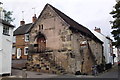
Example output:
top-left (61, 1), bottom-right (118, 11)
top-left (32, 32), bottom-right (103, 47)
top-left (14, 23), bottom-right (33, 36)
top-left (49, 4), bottom-right (103, 43)
top-left (33, 4), bottom-right (103, 44)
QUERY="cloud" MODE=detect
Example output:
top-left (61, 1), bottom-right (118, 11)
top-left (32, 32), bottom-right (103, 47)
top-left (1, 0), bottom-right (116, 36)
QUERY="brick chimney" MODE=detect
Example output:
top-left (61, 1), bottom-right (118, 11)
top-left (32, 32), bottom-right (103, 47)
top-left (94, 27), bottom-right (101, 33)
top-left (20, 20), bottom-right (25, 26)
top-left (32, 14), bottom-right (37, 23)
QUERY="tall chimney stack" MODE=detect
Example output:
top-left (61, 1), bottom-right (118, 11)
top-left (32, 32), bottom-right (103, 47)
top-left (32, 14), bottom-right (37, 23)
top-left (94, 27), bottom-right (101, 33)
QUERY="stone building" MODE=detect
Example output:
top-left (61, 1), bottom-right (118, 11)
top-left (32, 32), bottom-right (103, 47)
top-left (27, 4), bottom-right (103, 74)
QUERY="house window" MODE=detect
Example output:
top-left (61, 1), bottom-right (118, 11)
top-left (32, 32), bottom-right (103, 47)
top-left (12, 47), bottom-right (16, 55)
top-left (70, 53), bottom-right (75, 58)
top-left (41, 24), bottom-right (43, 29)
top-left (25, 34), bottom-right (29, 42)
top-left (3, 25), bottom-right (9, 35)
top-left (39, 24), bottom-right (43, 30)
top-left (24, 47), bottom-right (28, 55)
top-left (17, 48), bottom-right (21, 59)
top-left (34, 44), bottom-right (38, 47)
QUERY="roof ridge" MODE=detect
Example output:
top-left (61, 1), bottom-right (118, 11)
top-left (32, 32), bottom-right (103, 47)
top-left (48, 4), bottom-right (102, 43)
top-left (14, 23), bottom-right (33, 36)
top-left (29, 4), bottom-right (103, 44)
top-left (19, 23), bottom-right (32, 27)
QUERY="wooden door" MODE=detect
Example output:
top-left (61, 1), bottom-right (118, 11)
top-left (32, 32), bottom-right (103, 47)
top-left (37, 37), bottom-right (46, 52)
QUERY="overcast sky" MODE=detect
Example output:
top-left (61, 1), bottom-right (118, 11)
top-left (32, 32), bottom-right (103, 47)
top-left (0, 0), bottom-right (116, 37)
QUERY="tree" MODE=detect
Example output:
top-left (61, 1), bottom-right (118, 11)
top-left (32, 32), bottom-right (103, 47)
top-left (110, 1), bottom-right (120, 48)
top-left (3, 10), bottom-right (15, 23)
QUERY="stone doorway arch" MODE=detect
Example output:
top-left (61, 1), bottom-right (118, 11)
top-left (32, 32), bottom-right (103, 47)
top-left (35, 32), bottom-right (46, 52)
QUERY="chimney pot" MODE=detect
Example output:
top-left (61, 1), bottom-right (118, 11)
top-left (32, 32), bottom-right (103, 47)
top-left (32, 14), bottom-right (37, 23)
top-left (20, 20), bottom-right (25, 26)
top-left (94, 27), bottom-right (101, 33)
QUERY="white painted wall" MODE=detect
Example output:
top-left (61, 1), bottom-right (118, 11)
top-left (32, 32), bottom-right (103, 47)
top-left (113, 46), bottom-right (118, 62)
top-left (0, 21), bottom-right (14, 75)
top-left (2, 28), bottom-right (13, 74)
top-left (0, 23), bottom-right (3, 74)
top-left (91, 31), bottom-right (113, 64)
top-left (0, 7), bottom-right (4, 20)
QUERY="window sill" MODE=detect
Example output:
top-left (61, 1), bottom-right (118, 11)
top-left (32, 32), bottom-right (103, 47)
top-left (25, 40), bottom-right (29, 42)
top-left (24, 54), bottom-right (28, 55)
top-left (3, 33), bottom-right (10, 36)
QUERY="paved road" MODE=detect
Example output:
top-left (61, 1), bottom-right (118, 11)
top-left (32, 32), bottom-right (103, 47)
top-left (97, 66), bottom-right (119, 79)
top-left (75, 66), bottom-right (119, 79)
top-left (0, 65), bottom-right (119, 80)
top-left (12, 59), bottom-right (27, 69)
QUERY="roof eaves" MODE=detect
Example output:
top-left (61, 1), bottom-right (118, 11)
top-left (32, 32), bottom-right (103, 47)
top-left (48, 4), bottom-right (103, 44)
top-left (13, 23), bottom-right (32, 36)
top-left (0, 19), bottom-right (14, 27)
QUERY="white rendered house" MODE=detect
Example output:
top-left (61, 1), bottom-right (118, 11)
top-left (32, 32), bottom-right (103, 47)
top-left (91, 27), bottom-right (113, 64)
top-left (0, 6), bottom-right (14, 76)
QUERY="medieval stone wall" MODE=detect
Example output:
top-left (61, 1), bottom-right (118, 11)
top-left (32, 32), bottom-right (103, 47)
top-left (89, 40), bottom-right (103, 64)
top-left (28, 5), bottom-right (103, 74)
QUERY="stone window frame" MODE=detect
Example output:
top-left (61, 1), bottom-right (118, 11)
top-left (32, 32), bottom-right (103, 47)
top-left (39, 24), bottom-right (43, 30)
top-left (70, 53), bottom-right (75, 58)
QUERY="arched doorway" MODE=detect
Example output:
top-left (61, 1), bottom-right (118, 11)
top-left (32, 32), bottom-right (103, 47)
top-left (36, 32), bottom-right (46, 52)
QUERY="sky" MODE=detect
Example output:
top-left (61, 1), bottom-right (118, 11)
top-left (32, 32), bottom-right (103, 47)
top-left (0, 0), bottom-right (116, 37)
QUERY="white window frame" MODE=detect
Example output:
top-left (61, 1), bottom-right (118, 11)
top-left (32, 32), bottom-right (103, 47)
top-left (3, 25), bottom-right (9, 35)
top-left (24, 47), bottom-right (28, 55)
top-left (25, 34), bottom-right (29, 42)
top-left (17, 48), bottom-right (21, 59)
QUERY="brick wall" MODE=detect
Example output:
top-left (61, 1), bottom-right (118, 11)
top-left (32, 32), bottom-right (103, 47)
top-left (13, 35), bottom-right (28, 59)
